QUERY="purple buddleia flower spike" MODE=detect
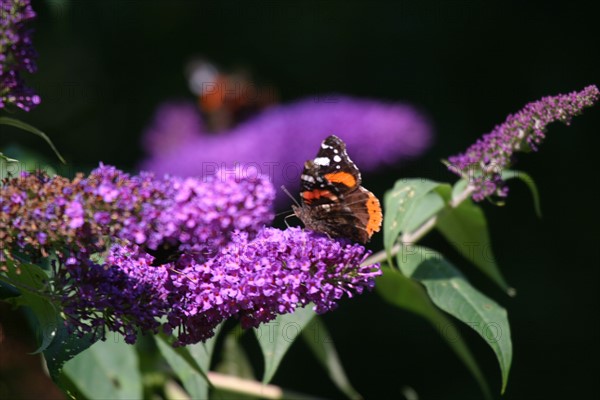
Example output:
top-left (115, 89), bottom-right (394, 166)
top-left (59, 246), bottom-right (172, 344)
top-left (0, 0), bottom-right (40, 111)
top-left (2, 165), bottom-right (380, 345)
top-left (447, 85), bottom-right (599, 201)
top-left (53, 228), bottom-right (379, 345)
top-left (0, 164), bottom-right (275, 264)
top-left (166, 227), bottom-right (381, 346)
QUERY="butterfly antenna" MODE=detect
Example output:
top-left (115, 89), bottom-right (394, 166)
top-left (280, 185), bottom-right (301, 207)
top-left (283, 212), bottom-right (299, 228)
top-left (275, 209), bottom-right (292, 217)
top-left (168, 267), bottom-right (198, 283)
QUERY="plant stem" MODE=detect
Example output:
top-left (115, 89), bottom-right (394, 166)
top-left (207, 372), bottom-right (326, 400)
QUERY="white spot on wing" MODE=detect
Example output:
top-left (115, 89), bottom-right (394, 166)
top-left (333, 155), bottom-right (342, 162)
top-left (321, 143), bottom-right (330, 149)
top-left (314, 157), bottom-right (330, 166)
top-left (301, 174), bottom-right (315, 182)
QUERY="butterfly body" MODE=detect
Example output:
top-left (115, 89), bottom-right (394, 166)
top-left (292, 135), bottom-right (382, 244)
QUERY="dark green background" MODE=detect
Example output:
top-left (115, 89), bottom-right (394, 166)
top-left (3, 1), bottom-right (599, 399)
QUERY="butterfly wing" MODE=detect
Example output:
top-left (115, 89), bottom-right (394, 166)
top-left (294, 135), bottom-right (382, 244)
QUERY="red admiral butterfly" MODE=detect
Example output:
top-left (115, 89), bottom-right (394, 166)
top-left (292, 135), bottom-right (382, 244)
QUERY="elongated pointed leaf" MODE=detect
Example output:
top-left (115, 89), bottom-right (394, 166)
top-left (0, 280), bottom-right (20, 299)
top-left (215, 327), bottom-right (255, 379)
top-left (451, 178), bottom-right (469, 201)
top-left (404, 190), bottom-right (446, 232)
top-left (0, 151), bottom-right (18, 163)
top-left (303, 316), bottom-right (362, 400)
top-left (376, 266), bottom-right (492, 400)
top-left (502, 170), bottom-right (542, 218)
top-left (397, 247), bottom-right (512, 393)
top-left (155, 327), bottom-right (219, 399)
top-left (188, 323), bottom-right (222, 368)
top-left (3, 260), bottom-right (59, 354)
top-left (437, 184), bottom-right (511, 292)
top-left (383, 179), bottom-right (444, 260)
top-left (156, 339), bottom-right (208, 399)
top-left (43, 318), bottom-right (97, 381)
top-left (0, 117), bottom-right (66, 163)
top-left (62, 334), bottom-right (142, 400)
top-left (255, 306), bottom-right (317, 383)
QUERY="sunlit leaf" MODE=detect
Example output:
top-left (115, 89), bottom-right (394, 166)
top-left (3, 260), bottom-right (59, 354)
top-left (376, 266), bottom-right (492, 399)
top-left (63, 334), bottom-right (142, 400)
top-left (383, 179), bottom-right (443, 261)
top-left (437, 183), bottom-right (511, 292)
top-left (155, 327), bottom-right (219, 399)
top-left (215, 326), bottom-right (255, 379)
top-left (255, 306), bottom-right (317, 383)
top-left (397, 247), bottom-right (512, 393)
top-left (43, 318), bottom-right (97, 381)
top-left (0, 151), bottom-right (18, 163)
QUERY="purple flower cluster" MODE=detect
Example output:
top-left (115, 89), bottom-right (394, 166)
top-left (1, 164), bottom-right (274, 264)
top-left (167, 228), bottom-right (380, 346)
top-left (140, 96), bottom-right (432, 205)
top-left (447, 85), bottom-right (600, 201)
top-left (0, 0), bottom-right (40, 111)
top-left (63, 228), bottom-right (379, 346)
top-left (60, 247), bottom-right (172, 344)
top-left (2, 165), bottom-right (380, 345)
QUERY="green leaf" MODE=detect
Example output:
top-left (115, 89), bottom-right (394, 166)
top-left (255, 305), bottom-right (317, 383)
top-left (435, 181), bottom-right (453, 202)
top-left (0, 144), bottom-right (59, 180)
top-left (437, 183), bottom-right (511, 293)
top-left (43, 317), bottom-right (97, 381)
top-left (3, 260), bottom-right (59, 354)
top-left (302, 316), bottom-right (362, 400)
top-left (383, 179), bottom-right (444, 261)
top-left (397, 247), bottom-right (512, 393)
top-left (376, 266), bottom-right (492, 400)
top-left (0, 151), bottom-right (18, 163)
top-left (0, 117), bottom-right (66, 163)
top-left (188, 323), bottom-right (222, 370)
top-left (404, 190), bottom-right (446, 232)
top-left (451, 178), bottom-right (469, 201)
top-left (155, 328), bottom-right (219, 399)
top-left (62, 334), bottom-right (143, 400)
top-left (502, 170), bottom-right (542, 218)
top-left (0, 279), bottom-right (20, 299)
top-left (215, 326), bottom-right (255, 379)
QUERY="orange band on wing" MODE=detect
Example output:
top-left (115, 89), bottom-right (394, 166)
top-left (324, 172), bottom-right (357, 188)
top-left (366, 192), bottom-right (382, 235)
top-left (302, 189), bottom-right (337, 204)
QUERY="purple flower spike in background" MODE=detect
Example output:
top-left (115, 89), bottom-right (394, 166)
top-left (447, 85), bottom-right (600, 201)
top-left (142, 101), bottom-right (206, 156)
top-left (0, 0), bottom-right (40, 111)
top-left (140, 96), bottom-right (432, 204)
